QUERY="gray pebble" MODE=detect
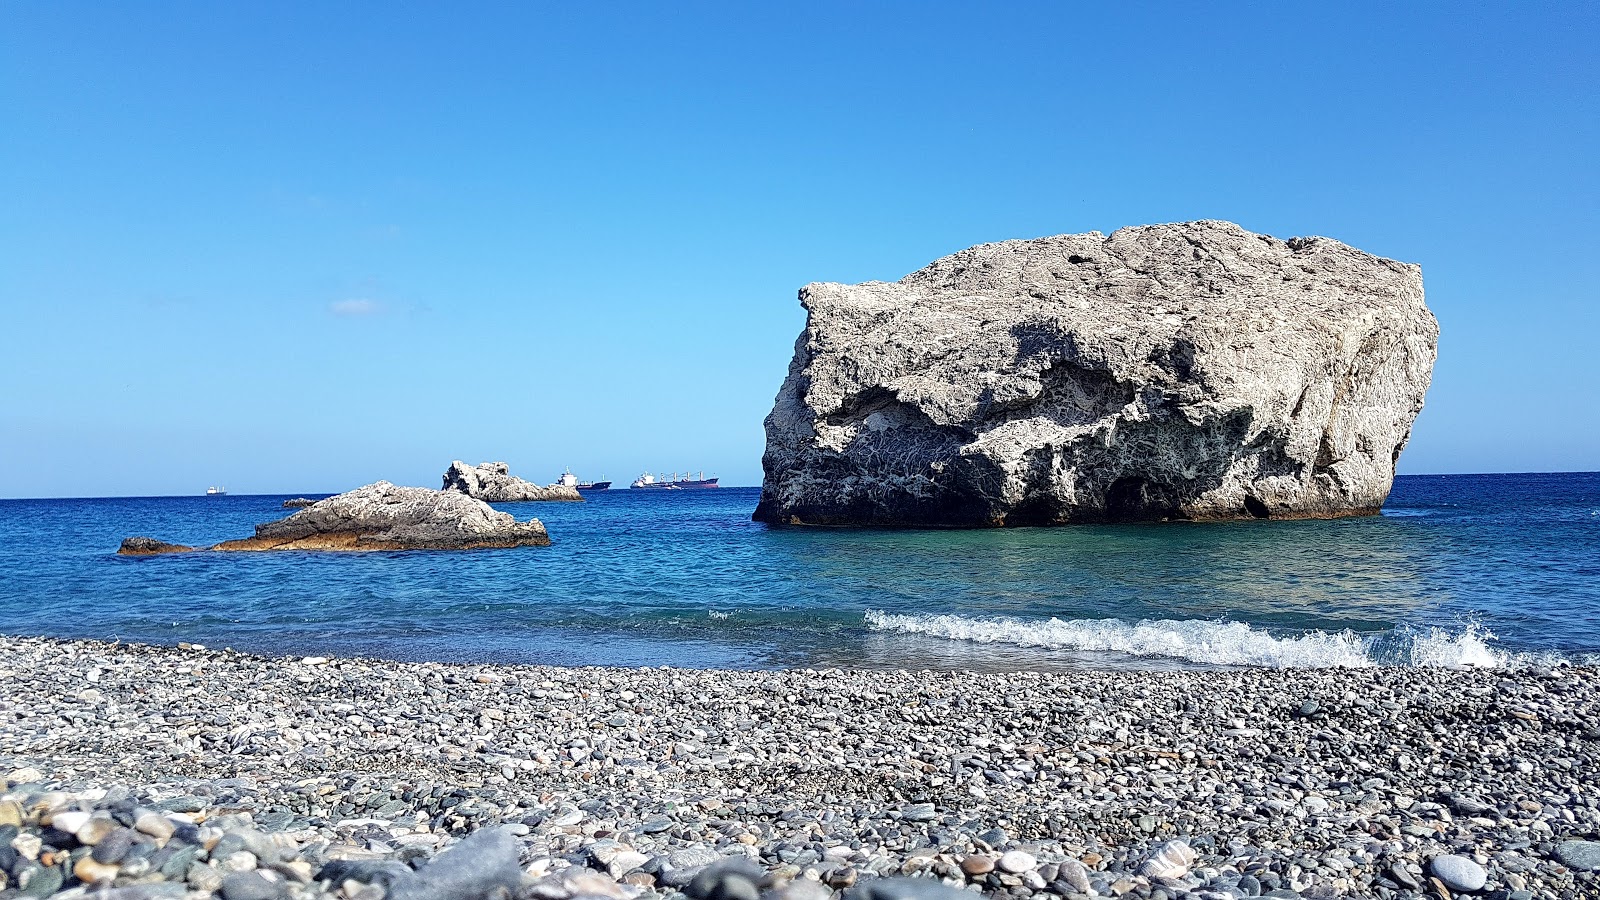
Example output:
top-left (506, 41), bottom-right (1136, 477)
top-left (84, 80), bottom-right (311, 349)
top-left (668, 848), bottom-right (722, 871)
top-left (82, 886), bottom-right (187, 900)
top-left (1059, 859), bottom-right (1092, 894)
top-left (160, 845), bottom-right (200, 879)
top-left (389, 828), bottom-right (521, 900)
top-left (999, 849), bottom-right (1037, 874)
top-left (92, 826), bottom-right (135, 863)
top-left (20, 866), bottom-right (64, 899)
top-left (1430, 855), bottom-right (1487, 893)
top-left (849, 877), bottom-right (973, 900)
top-left (158, 795), bottom-right (207, 813)
top-left (686, 858), bottom-right (764, 900)
top-left (1387, 861), bottom-right (1419, 890)
top-left (220, 872), bottom-right (286, 900)
top-left (1556, 840), bottom-right (1600, 872)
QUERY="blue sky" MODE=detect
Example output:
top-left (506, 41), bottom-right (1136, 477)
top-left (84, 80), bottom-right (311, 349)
top-left (2, 2), bottom-right (1596, 497)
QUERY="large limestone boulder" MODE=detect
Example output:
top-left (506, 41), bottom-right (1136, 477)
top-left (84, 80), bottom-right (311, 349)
top-left (118, 481), bottom-right (551, 553)
top-left (754, 221), bottom-right (1437, 527)
top-left (442, 461), bottom-right (583, 502)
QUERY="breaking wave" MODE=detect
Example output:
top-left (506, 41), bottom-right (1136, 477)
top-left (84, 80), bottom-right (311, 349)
top-left (863, 611), bottom-right (1549, 669)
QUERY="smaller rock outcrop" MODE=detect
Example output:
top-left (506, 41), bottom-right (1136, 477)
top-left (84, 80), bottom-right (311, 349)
top-left (282, 497), bottom-right (319, 508)
top-left (117, 537), bottom-right (198, 555)
top-left (117, 482), bottom-right (551, 554)
top-left (442, 461), bottom-right (583, 502)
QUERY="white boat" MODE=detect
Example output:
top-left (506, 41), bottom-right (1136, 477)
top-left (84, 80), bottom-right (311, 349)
top-left (206, 486), bottom-right (226, 496)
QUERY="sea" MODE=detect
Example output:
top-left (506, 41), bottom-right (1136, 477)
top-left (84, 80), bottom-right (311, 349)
top-left (1, 473), bottom-right (1597, 672)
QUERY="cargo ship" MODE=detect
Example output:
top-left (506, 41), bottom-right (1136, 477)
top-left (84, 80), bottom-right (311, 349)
top-left (553, 469), bottom-right (612, 492)
top-left (630, 471), bottom-right (720, 490)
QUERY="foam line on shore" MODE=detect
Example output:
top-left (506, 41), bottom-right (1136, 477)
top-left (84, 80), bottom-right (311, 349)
top-left (863, 611), bottom-right (1537, 669)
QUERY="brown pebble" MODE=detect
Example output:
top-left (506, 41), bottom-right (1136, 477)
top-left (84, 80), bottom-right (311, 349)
top-left (622, 871), bottom-right (657, 888)
top-left (74, 856), bottom-right (120, 883)
top-left (75, 816), bottom-right (119, 845)
top-left (962, 855), bottom-right (997, 876)
top-left (134, 812), bottom-right (175, 843)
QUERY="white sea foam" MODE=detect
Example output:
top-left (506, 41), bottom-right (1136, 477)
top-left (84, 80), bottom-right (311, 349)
top-left (863, 611), bottom-right (1541, 670)
top-left (1392, 623), bottom-right (1508, 668)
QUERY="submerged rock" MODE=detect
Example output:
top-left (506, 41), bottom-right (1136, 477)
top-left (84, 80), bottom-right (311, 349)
top-left (754, 220), bottom-right (1437, 527)
top-left (117, 482), bottom-right (550, 554)
top-left (441, 460), bottom-right (582, 502)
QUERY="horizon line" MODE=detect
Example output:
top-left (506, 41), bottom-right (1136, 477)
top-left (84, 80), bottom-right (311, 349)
top-left (1, 469), bottom-right (1597, 502)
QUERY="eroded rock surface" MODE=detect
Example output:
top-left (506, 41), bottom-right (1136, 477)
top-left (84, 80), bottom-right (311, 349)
top-left (442, 460), bottom-right (582, 502)
top-left (755, 221), bottom-right (1437, 527)
top-left (117, 481), bottom-right (551, 554)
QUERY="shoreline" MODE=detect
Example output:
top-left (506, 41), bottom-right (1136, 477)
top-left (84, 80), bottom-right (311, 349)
top-left (4, 614), bottom-right (1581, 674)
top-left (3, 635), bottom-right (1598, 899)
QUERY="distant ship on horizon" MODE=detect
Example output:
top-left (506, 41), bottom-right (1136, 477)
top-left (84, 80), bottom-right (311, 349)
top-left (553, 469), bottom-right (612, 492)
top-left (631, 471), bottom-right (720, 490)
top-left (205, 486), bottom-right (226, 496)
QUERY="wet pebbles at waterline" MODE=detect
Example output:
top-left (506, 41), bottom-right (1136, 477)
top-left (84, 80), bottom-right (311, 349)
top-left (2, 636), bottom-right (1599, 900)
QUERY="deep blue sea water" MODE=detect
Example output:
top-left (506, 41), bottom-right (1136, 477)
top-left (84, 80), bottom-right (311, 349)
top-left (1, 473), bottom-right (1597, 671)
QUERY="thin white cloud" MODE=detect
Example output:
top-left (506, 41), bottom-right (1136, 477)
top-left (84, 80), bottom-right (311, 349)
top-left (329, 298), bottom-right (383, 316)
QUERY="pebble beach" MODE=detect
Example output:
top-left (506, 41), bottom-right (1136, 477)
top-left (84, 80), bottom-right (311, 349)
top-left (3, 637), bottom-right (1598, 900)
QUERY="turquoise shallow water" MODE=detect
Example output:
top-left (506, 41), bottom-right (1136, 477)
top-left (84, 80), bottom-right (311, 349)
top-left (0, 473), bottom-right (1596, 670)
